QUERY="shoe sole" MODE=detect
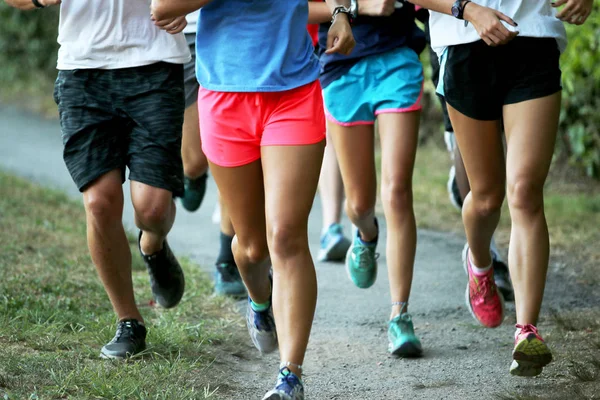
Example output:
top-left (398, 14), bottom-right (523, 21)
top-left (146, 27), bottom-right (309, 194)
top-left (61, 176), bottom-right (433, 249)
top-left (318, 236), bottom-right (351, 262)
top-left (462, 244), bottom-right (505, 328)
top-left (246, 307), bottom-right (278, 354)
top-left (100, 344), bottom-right (146, 360)
top-left (390, 342), bottom-right (423, 358)
top-left (345, 245), bottom-right (377, 289)
top-left (510, 337), bottom-right (552, 377)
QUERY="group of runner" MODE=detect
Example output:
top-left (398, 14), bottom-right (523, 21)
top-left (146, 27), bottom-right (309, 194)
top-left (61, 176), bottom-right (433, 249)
top-left (6, 0), bottom-right (594, 398)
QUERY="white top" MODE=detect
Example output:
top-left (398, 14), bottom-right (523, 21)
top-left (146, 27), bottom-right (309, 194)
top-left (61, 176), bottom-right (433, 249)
top-left (57, 0), bottom-right (191, 70)
top-left (183, 10), bottom-right (200, 34)
top-left (429, 0), bottom-right (567, 56)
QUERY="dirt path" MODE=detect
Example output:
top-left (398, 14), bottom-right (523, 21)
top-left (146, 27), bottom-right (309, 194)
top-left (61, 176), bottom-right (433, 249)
top-left (1, 105), bottom-right (598, 399)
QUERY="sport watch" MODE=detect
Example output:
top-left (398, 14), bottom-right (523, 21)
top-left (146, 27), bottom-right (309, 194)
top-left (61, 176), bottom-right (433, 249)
top-left (451, 0), bottom-right (471, 19)
top-left (350, 0), bottom-right (359, 21)
top-left (332, 6), bottom-right (354, 24)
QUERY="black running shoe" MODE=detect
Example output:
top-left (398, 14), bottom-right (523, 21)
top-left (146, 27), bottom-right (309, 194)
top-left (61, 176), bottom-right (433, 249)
top-left (214, 262), bottom-right (246, 297)
top-left (181, 173), bottom-right (208, 212)
top-left (493, 255), bottom-right (514, 302)
top-left (100, 319), bottom-right (147, 359)
top-left (139, 231), bottom-right (185, 308)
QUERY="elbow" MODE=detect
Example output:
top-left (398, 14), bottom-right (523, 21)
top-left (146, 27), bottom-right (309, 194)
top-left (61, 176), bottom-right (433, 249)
top-left (151, 2), bottom-right (173, 20)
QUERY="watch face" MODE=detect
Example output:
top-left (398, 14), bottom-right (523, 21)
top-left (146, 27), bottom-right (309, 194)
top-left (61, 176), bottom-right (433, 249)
top-left (451, 4), bottom-right (460, 18)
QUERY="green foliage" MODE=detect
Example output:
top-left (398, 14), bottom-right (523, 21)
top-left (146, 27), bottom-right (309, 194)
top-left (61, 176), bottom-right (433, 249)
top-left (0, 3), bottom-right (59, 81)
top-left (560, 3), bottom-right (600, 178)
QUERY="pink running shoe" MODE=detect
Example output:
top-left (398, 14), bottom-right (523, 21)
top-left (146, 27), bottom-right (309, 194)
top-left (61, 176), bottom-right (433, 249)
top-left (510, 324), bottom-right (552, 377)
top-left (462, 244), bottom-right (505, 328)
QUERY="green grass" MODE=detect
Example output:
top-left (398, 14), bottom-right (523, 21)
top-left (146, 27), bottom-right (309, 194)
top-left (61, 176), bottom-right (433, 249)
top-left (0, 172), bottom-right (245, 399)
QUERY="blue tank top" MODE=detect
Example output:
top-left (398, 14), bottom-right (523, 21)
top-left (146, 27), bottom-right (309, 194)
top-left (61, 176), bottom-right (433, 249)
top-left (318, 3), bottom-right (426, 88)
top-left (195, 0), bottom-right (320, 92)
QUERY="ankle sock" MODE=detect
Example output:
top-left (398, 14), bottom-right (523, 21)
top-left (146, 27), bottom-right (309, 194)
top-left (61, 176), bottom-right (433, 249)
top-left (469, 252), bottom-right (492, 276)
top-left (216, 232), bottom-right (235, 264)
top-left (250, 299), bottom-right (270, 312)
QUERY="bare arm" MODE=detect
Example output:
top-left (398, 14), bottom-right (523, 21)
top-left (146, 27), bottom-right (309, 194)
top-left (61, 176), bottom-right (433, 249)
top-left (308, 1), bottom-right (331, 24)
top-left (5, 0), bottom-right (61, 11)
top-left (151, 0), bottom-right (213, 21)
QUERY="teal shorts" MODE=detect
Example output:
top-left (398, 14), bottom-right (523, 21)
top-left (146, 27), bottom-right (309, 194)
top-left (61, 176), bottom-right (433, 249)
top-left (323, 46), bottom-right (423, 126)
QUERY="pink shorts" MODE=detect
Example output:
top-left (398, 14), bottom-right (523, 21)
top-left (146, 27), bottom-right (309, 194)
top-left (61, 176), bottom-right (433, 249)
top-left (198, 81), bottom-right (326, 167)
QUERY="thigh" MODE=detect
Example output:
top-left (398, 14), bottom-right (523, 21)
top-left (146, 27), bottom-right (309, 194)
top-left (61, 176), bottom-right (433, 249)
top-left (377, 111), bottom-right (420, 188)
top-left (261, 143), bottom-right (325, 233)
top-left (54, 70), bottom-right (127, 192)
top-left (447, 104), bottom-right (505, 194)
top-left (209, 160), bottom-right (266, 246)
top-left (503, 93), bottom-right (561, 191)
top-left (327, 121), bottom-right (377, 205)
top-left (125, 63), bottom-right (186, 197)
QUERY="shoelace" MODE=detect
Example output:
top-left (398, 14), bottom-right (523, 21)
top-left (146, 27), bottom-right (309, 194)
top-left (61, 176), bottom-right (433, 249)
top-left (115, 321), bottom-right (135, 341)
top-left (515, 323), bottom-right (538, 335)
top-left (353, 246), bottom-right (379, 269)
top-left (473, 274), bottom-right (497, 303)
top-left (276, 368), bottom-right (300, 392)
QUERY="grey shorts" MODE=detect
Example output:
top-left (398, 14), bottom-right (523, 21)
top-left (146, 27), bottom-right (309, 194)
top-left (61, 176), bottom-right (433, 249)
top-left (184, 33), bottom-right (199, 109)
top-left (53, 62), bottom-right (185, 196)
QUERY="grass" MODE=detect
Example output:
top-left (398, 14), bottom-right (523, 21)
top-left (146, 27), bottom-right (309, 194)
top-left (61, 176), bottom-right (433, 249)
top-left (0, 172), bottom-right (245, 399)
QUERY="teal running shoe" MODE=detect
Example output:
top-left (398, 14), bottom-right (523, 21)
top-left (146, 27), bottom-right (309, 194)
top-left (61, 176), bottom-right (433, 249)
top-left (181, 173), bottom-right (208, 212)
top-left (388, 313), bottom-right (423, 357)
top-left (214, 262), bottom-right (246, 297)
top-left (345, 221), bottom-right (379, 289)
top-left (318, 223), bottom-right (351, 262)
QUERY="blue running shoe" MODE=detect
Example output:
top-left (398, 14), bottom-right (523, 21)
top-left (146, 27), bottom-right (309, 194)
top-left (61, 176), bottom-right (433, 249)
top-left (246, 297), bottom-right (277, 353)
top-left (388, 313), bottom-right (423, 357)
top-left (262, 367), bottom-right (304, 400)
top-left (214, 262), bottom-right (246, 297)
top-left (318, 223), bottom-right (351, 262)
top-left (345, 220), bottom-right (379, 289)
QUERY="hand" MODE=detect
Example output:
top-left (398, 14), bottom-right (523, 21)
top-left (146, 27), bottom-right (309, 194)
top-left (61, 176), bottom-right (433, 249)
top-left (39, 0), bottom-right (62, 6)
top-left (553, 0), bottom-right (593, 25)
top-left (357, 0), bottom-right (396, 16)
top-left (464, 3), bottom-right (519, 47)
top-left (325, 13), bottom-right (356, 55)
top-left (152, 15), bottom-right (188, 35)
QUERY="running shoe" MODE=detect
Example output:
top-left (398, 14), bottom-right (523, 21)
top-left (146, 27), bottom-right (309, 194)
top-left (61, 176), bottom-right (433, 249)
top-left (181, 173), bottom-right (208, 212)
top-left (462, 244), bottom-right (505, 328)
top-left (214, 261), bottom-right (246, 297)
top-left (139, 231), bottom-right (185, 309)
top-left (100, 319), bottom-right (147, 359)
top-left (388, 313), bottom-right (423, 357)
top-left (318, 223), bottom-right (351, 262)
top-left (444, 130), bottom-right (456, 157)
top-left (345, 221), bottom-right (379, 289)
top-left (262, 367), bottom-right (304, 400)
top-left (246, 296), bottom-right (278, 354)
top-left (492, 253), bottom-right (514, 302)
top-left (447, 165), bottom-right (464, 211)
top-left (510, 324), bottom-right (552, 377)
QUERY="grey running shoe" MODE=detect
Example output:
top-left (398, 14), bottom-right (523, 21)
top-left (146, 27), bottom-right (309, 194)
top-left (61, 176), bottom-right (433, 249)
top-left (100, 319), bottom-right (146, 359)
top-left (246, 296), bottom-right (278, 354)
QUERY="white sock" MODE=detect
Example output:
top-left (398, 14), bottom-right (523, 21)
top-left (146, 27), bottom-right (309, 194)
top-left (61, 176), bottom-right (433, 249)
top-left (469, 252), bottom-right (492, 275)
top-left (489, 236), bottom-right (503, 262)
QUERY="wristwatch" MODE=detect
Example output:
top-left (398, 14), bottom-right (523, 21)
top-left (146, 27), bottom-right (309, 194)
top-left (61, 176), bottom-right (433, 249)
top-left (451, 0), bottom-right (470, 20)
top-left (32, 0), bottom-right (46, 8)
top-left (332, 6), bottom-right (354, 24)
top-left (350, 0), bottom-right (358, 20)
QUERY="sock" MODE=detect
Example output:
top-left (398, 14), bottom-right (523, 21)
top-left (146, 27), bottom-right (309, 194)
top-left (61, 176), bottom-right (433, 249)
top-left (489, 236), bottom-right (503, 262)
top-left (250, 299), bottom-right (270, 312)
top-left (216, 232), bottom-right (235, 264)
top-left (468, 252), bottom-right (492, 276)
top-left (358, 218), bottom-right (378, 245)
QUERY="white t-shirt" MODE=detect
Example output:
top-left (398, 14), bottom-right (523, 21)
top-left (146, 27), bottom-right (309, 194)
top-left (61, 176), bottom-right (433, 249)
top-left (57, 0), bottom-right (191, 70)
top-left (429, 0), bottom-right (567, 57)
top-left (183, 10), bottom-right (200, 35)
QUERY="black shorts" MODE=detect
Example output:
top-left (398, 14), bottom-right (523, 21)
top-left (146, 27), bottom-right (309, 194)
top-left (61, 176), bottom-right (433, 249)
top-left (439, 37), bottom-right (562, 121)
top-left (54, 62), bottom-right (185, 196)
top-left (184, 33), bottom-right (199, 109)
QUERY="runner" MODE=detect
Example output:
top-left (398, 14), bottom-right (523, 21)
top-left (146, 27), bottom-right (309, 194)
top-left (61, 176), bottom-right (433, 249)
top-left (6, 0), bottom-right (190, 359)
top-left (152, 1), bottom-right (355, 398)
top-left (416, 8), bottom-right (514, 302)
top-left (180, 11), bottom-right (245, 297)
top-left (311, 0), bottom-right (426, 356)
top-left (411, 0), bottom-right (594, 376)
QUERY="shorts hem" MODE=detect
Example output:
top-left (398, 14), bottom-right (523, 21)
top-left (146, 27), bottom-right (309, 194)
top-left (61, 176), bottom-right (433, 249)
top-left (205, 154), bottom-right (262, 168)
top-left (325, 108), bottom-right (374, 126)
top-left (128, 173), bottom-right (184, 198)
top-left (375, 105), bottom-right (422, 115)
top-left (504, 87), bottom-right (562, 106)
top-left (262, 133), bottom-right (326, 147)
top-left (75, 165), bottom-right (125, 193)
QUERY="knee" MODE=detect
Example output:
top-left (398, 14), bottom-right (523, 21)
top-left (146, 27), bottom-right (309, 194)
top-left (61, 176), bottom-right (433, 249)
top-left (84, 187), bottom-right (123, 223)
top-left (346, 194), bottom-right (375, 221)
top-left (507, 179), bottom-right (544, 214)
top-left (135, 198), bottom-right (173, 229)
top-left (267, 223), bottom-right (306, 260)
top-left (381, 179), bottom-right (412, 214)
top-left (182, 148), bottom-right (208, 178)
top-left (235, 236), bottom-right (270, 265)
top-left (471, 187), bottom-right (505, 218)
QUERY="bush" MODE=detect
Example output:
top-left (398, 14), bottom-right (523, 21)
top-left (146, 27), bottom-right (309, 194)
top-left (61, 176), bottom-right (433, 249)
top-left (560, 3), bottom-right (600, 178)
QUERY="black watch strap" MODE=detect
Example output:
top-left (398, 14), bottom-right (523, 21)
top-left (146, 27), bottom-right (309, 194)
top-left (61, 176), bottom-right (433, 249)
top-left (462, 1), bottom-right (472, 26)
top-left (32, 0), bottom-right (46, 8)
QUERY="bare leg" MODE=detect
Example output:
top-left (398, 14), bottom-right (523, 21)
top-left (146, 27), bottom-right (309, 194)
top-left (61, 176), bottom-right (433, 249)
top-left (83, 170), bottom-right (142, 322)
top-left (503, 93), bottom-right (560, 325)
top-left (377, 112), bottom-right (420, 318)
top-left (181, 102), bottom-right (208, 179)
top-left (318, 128), bottom-right (345, 229)
top-left (328, 121), bottom-right (378, 242)
top-left (453, 146), bottom-right (471, 201)
top-left (447, 105), bottom-right (505, 268)
top-left (219, 194), bottom-right (235, 237)
top-left (262, 142), bottom-right (325, 377)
